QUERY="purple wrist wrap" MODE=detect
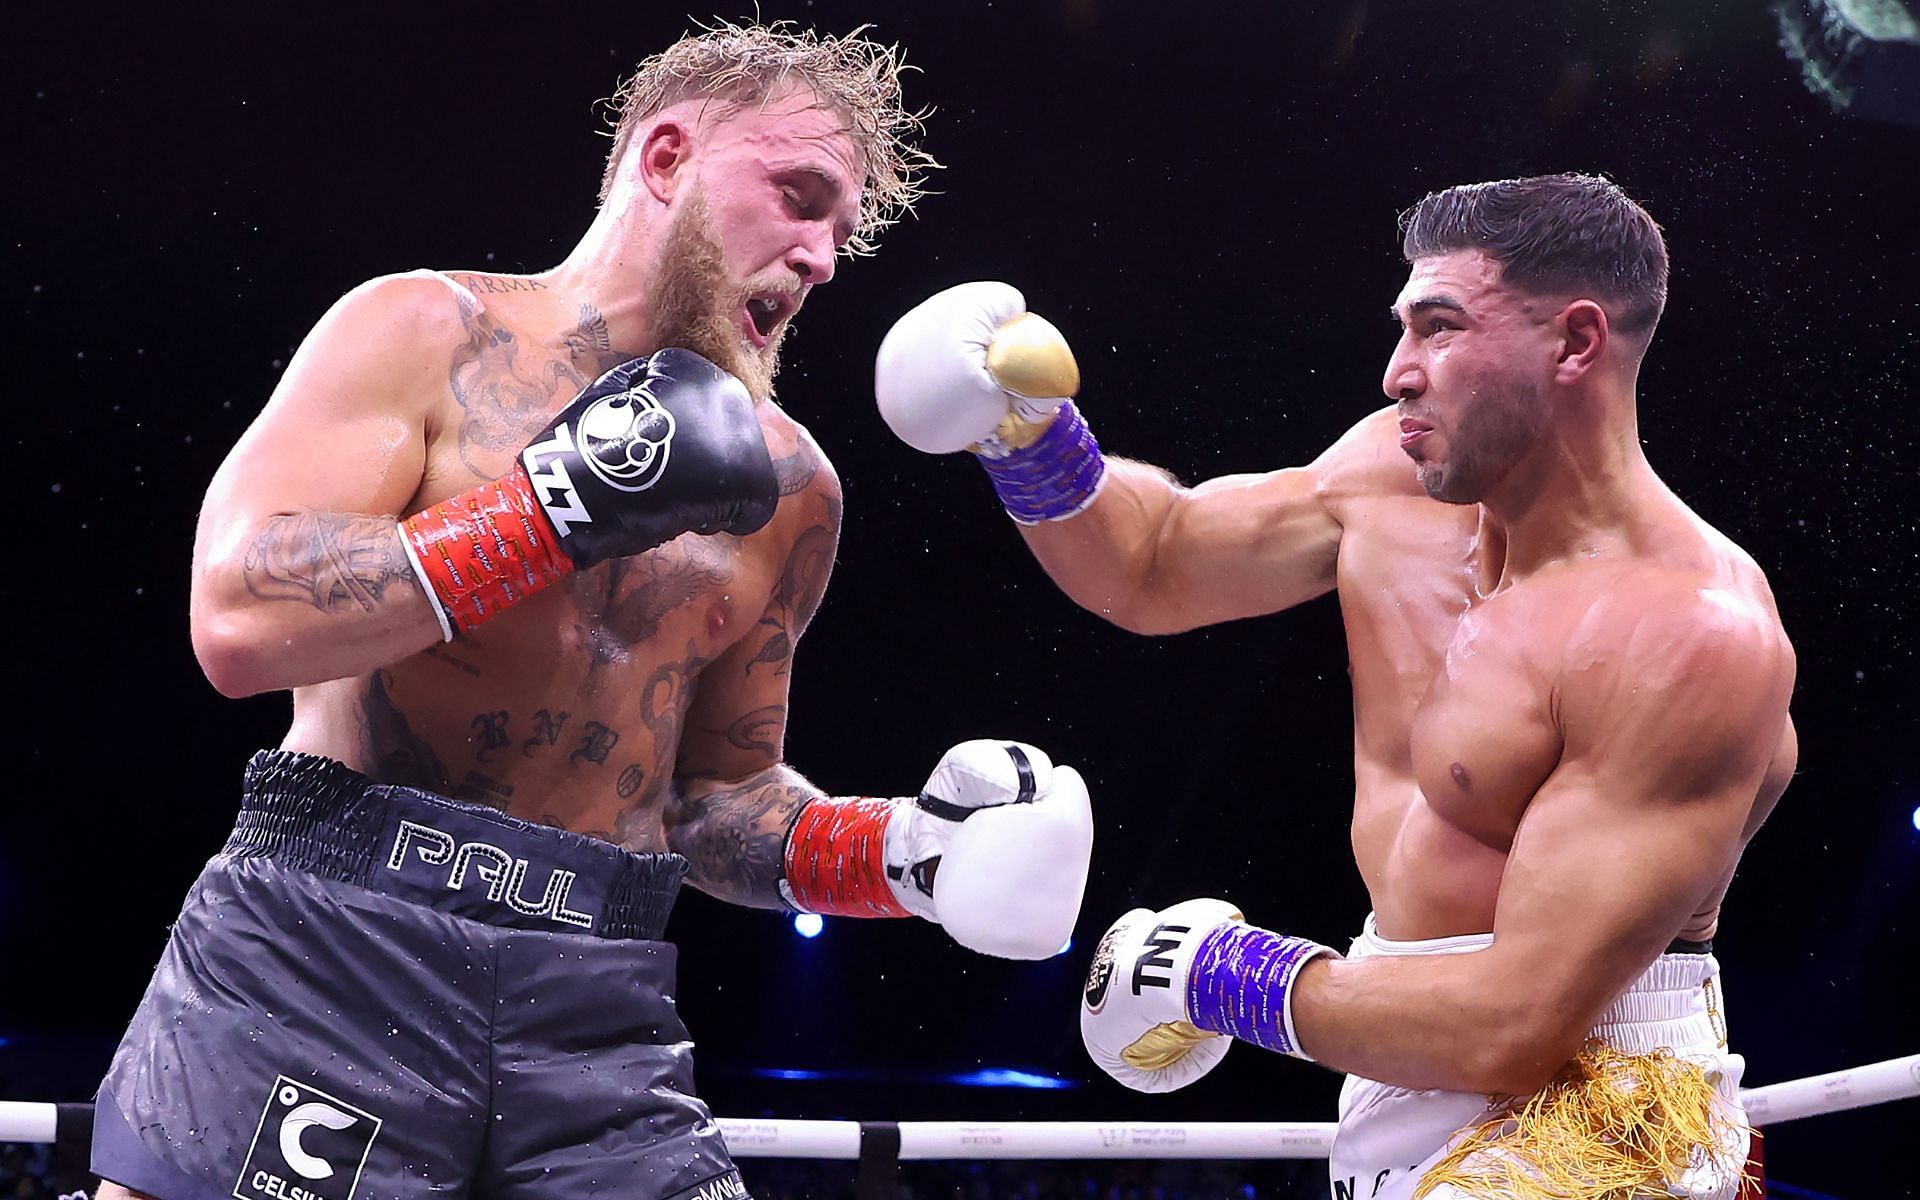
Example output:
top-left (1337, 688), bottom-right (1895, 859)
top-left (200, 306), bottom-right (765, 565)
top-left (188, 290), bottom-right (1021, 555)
top-left (976, 400), bottom-right (1107, 524)
top-left (1186, 922), bottom-right (1331, 1060)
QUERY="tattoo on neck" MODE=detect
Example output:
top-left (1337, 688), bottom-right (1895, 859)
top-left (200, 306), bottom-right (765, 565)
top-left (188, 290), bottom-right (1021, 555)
top-left (452, 273), bottom-right (548, 295)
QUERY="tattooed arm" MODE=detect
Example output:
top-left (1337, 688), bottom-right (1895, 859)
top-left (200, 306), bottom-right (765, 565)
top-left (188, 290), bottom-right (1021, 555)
top-left (191, 274), bottom-right (463, 696)
top-left (665, 431), bottom-right (842, 907)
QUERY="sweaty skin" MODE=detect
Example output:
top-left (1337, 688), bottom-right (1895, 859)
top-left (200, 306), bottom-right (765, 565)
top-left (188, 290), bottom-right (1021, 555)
top-left (188, 93), bottom-right (863, 907)
top-left (1023, 249), bottom-right (1796, 1095)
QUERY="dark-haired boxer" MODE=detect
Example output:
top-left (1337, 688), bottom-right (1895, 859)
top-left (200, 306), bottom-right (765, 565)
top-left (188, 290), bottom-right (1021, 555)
top-left (93, 23), bottom-right (1093, 1200)
top-left (878, 174), bottom-right (1794, 1198)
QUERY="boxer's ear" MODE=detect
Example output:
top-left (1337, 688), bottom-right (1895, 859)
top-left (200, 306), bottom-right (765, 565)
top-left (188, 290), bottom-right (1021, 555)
top-left (637, 120), bottom-right (693, 205)
top-left (1552, 299), bottom-right (1608, 384)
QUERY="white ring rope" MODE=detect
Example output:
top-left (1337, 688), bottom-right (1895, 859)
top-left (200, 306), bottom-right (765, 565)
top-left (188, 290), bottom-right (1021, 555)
top-left (2, 1054), bottom-right (1912, 1158)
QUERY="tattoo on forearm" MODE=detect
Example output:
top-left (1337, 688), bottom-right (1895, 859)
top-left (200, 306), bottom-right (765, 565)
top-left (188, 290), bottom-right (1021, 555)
top-left (664, 766), bottom-right (821, 907)
top-left (243, 514), bottom-right (422, 613)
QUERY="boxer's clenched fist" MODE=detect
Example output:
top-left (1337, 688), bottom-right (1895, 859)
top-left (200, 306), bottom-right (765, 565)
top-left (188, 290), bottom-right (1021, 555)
top-left (1081, 899), bottom-right (1336, 1091)
top-left (781, 740), bottom-right (1094, 960)
top-left (874, 281), bottom-right (1080, 454)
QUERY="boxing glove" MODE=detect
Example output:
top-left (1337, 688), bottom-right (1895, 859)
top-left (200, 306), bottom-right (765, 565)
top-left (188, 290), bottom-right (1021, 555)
top-left (782, 739), bottom-right (1094, 960)
top-left (1081, 899), bottom-right (1335, 1092)
top-left (400, 348), bottom-right (777, 635)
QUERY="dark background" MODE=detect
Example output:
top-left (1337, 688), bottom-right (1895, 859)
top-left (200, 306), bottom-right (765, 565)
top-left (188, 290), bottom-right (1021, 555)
top-left (4, 2), bottom-right (1915, 1196)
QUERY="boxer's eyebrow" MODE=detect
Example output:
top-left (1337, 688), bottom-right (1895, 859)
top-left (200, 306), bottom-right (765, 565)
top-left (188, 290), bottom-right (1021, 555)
top-left (1391, 296), bottom-right (1469, 325)
top-left (777, 164), bottom-right (859, 243)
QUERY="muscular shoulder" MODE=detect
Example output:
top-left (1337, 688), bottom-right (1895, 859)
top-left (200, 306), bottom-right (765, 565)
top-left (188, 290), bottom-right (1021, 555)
top-left (762, 406), bottom-right (843, 523)
top-left (1311, 406), bottom-right (1425, 516)
top-left (1558, 570), bottom-right (1795, 771)
top-left (261, 269), bottom-right (481, 432)
top-left (327, 269), bottom-right (483, 350)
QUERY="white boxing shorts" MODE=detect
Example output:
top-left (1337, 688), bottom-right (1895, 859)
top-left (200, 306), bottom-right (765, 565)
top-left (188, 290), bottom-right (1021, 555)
top-left (1327, 915), bottom-right (1749, 1200)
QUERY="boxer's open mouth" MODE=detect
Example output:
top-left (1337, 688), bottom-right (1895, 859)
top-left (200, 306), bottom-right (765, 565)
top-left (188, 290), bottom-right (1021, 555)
top-left (747, 293), bottom-right (793, 342)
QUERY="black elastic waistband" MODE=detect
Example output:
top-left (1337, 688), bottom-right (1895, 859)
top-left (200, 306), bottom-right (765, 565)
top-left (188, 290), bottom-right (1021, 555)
top-left (225, 750), bottom-right (686, 940)
top-left (1666, 936), bottom-right (1713, 955)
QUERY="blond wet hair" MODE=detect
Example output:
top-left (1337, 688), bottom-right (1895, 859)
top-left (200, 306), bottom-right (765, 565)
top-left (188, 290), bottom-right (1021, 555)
top-left (600, 18), bottom-right (937, 256)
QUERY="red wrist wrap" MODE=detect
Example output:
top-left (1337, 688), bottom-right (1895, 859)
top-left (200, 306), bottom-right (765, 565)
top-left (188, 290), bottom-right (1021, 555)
top-left (782, 798), bottom-right (912, 918)
top-left (399, 469), bottom-right (575, 634)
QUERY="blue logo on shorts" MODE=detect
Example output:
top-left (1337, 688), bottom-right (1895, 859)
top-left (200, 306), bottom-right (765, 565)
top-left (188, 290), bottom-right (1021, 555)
top-left (234, 1076), bottom-right (382, 1200)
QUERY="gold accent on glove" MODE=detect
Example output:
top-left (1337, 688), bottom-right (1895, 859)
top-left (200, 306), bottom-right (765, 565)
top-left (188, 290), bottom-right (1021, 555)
top-left (986, 311), bottom-right (1080, 399)
top-left (1122, 1020), bottom-right (1221, 1073)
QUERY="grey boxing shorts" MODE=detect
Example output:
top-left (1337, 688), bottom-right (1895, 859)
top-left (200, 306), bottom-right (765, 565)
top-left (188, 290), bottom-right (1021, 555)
top-left (93, 750), bottom-right (749, 1200)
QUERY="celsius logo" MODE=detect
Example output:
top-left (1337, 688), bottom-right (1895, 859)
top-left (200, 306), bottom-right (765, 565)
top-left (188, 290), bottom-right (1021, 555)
top-left (235, 1076), bottom-right (382, 1200)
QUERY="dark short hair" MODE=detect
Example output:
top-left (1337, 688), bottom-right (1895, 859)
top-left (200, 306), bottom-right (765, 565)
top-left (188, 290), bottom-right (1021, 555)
top-left (1399, 174), bottom-right (1669, 337)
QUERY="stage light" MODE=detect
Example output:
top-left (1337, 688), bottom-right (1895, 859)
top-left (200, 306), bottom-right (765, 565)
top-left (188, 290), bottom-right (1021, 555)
top-left (1057, 936), bottom-right (1073, 957)
top-left (793, 912), bottom-right (824, 939)
top-left (1911, 804), bottom-right (1918, 833)
top-left (946, 1068), bottom-right (1074, 1090)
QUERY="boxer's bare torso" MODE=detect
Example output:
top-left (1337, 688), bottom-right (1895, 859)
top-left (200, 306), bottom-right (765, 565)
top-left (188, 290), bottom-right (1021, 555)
top-left (237, 270), bottom-right (840, 850)
top-left (1314, 408), bottom-right (1795, 943)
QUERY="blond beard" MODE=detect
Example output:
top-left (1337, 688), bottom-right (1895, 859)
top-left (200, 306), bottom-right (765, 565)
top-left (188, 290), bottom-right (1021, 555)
top-left (650, 192), bottom-right (783, 401)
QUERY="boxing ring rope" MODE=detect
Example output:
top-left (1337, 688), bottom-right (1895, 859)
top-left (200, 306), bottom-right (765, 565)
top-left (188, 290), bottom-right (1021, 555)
top-left (2, 1054), bottom-right (1912, 1158)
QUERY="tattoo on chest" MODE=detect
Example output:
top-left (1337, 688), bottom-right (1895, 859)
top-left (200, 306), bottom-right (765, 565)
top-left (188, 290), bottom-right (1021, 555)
top-left (449, 305), bottom-right (582, 474)
top-left (523, 708), bottom-right (571, 754)
top-left (243, 515), bottom-right (421, 612)
top-left (447, 298), bottom-right (635, 477)
top-left (360, 670), bottom-right (451, 791)
top-left (570, 544), bottom-right (734, 667)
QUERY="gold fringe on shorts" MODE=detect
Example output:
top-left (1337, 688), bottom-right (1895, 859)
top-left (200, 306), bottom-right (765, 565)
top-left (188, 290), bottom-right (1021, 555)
top-left (1411, 1040), bottom-right (1754, 1199)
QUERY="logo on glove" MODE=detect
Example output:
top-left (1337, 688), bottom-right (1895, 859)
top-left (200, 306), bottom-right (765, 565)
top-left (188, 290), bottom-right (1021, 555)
top-left (576, 367), bottom-right (677, 492)
top-left (1083, 924), bottom-right (1123, 1013)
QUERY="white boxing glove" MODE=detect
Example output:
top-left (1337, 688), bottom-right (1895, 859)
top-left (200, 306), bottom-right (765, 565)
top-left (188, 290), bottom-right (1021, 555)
top-left (875, 282), bottom-right (1081, 455)
top-left (1080, 899), bottom-right (1242, 1093)
top-left (1081, 898), bottom-right (1336, 1092)
top-left (888, 739), bottom-right (1094, 960)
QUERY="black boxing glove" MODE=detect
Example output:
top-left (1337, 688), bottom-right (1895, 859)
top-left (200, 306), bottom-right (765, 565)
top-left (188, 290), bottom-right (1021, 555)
top-left (399, 348), bottom-right (778, 636)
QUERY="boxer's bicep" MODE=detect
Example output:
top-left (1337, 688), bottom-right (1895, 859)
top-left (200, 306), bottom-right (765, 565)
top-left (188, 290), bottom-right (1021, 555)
top-left (1489, 605), bottom-right (1792, 1053)
top-left (190, 277), bottom-right (467, 692)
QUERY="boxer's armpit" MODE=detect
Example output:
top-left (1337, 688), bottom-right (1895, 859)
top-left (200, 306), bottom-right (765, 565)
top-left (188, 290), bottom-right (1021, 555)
top-left (663, 765), bottom-right (821, 909)
top-left (243, 513), bottom-right (424, 612)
